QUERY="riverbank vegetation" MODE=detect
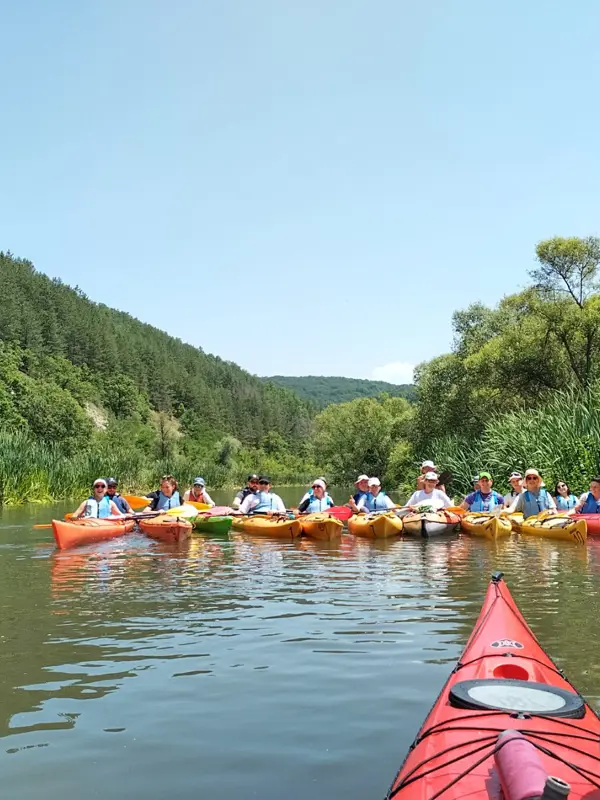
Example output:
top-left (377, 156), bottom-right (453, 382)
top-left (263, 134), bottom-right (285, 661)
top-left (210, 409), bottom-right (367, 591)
top-left (2, 237), bottom-right (600, 504)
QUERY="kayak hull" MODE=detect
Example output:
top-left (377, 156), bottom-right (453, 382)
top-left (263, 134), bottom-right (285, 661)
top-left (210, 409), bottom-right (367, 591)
top-left (233, 517), bottom-right (302, 538)
top-left (138, 515), bottom-right (193, 543)
top-left (519, 515), bottom-right (587, 543)
top-left (461, 513), bottom-right (512, 539)
top-left (573, 513), bottom-right (600, 535)
top-left (347, 513), bottom-right (403, 539)
top-left (299, 513), bottom-right (344, 540)
top-left (402, 511), bottom-right (460, 538)
top-left (386, 573), bottom-right (600, 799)
top-left (52, 518), bottom-right (135, 550)
top-left (193, 516), bottom-right (233, 534)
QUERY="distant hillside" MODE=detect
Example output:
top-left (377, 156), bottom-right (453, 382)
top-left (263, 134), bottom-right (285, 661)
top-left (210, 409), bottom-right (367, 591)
top-left (263, 375), bottom-right (416, 408)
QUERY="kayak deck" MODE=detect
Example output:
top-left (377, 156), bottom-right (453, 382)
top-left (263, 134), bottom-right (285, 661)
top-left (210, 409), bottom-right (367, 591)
top-left (461, 513), bottom-right (512, 539)
top-left (52, 518), bottom-right (135, 550)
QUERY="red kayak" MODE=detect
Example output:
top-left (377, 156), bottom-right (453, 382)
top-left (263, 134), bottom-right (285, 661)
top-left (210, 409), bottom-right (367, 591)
top-left (52, 518), bottom-right (135, 550)
top-left (573, 514), bottom-right (600, 535)
top-left (386, 573), bottom-right (600, 799)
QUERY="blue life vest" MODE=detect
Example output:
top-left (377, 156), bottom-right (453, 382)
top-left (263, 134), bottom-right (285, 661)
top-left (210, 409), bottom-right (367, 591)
top-left (109, 493), bottom-right (129, 514)
top-left (253, 491), bottom-right (280, 513)
top-left (155, 491), bottom-right (181, 511)
top-left (556, 494), bottom-right (577, 511)
top-left (306, 496), bottom-right (334, 513)
top-left (363, 491), bottom-right (389, 512)
top-left (84, 495), bottom-right (113, 518)
top-left (469, 490), bottom-right (503, 513)
top-left (353, 491), bottom-right (367, 505)
top-left (579, 492), bottom-right (600, 514)
top-left (522, 489), bottom-right (552, 519)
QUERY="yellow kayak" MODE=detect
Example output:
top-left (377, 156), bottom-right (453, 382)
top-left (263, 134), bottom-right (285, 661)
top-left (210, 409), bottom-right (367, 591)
top-left (461, 513), bottom-right (512, 539)
top-left (518, 514), bottom-right (587, 544)
top-left (230, 516), bottom-right (301, 538)
top-left (299, 513), bottom-right (344, 541)
top-left (347, 512), bottom-right (403, 539)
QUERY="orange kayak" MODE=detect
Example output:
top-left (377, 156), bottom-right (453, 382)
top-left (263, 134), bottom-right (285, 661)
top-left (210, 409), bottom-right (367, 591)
top-left (138, 515), bottom-right (192, 543)
top-left (52, 518), bottom-right (135, 550)
top-left (386, 572), bottom-right (600, 799)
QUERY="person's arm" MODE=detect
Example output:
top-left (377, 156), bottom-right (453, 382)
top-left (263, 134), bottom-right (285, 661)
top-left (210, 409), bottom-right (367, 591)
top-left (203, 492), bottom-right (215, 507)
top-left (297, 497), bottom-right (310, 513)
top-left (142, 491), bottom-right (159, 513)
top-left (123, 499), bottom-right (133, 514)
top-left (507, 494), bottom-right (523, 514)
top-left (109, 500), bottom-right (123, 516)
top-left (384, 495), bottom-right (395, 509)
top-left (355, 496), bottom-right (368, 513)
top-left (439, 491), bottom-right (452, 509)
top-left (546, 493), bottom-right (557, 511)
top-left (239, 494), bottom-right (257, 515)
top-left (460, 492), bottom-right (473, 511)
top-left (327, 495), bottom-right (335, 507)
top-left (71, 500), bottom-right (87, 519)
top-left (183, 490), bottom-right (191, 501)
top-left (232, 490), bottom-right (243, 510)
top-left (405, 492), bottom-right (419, 510)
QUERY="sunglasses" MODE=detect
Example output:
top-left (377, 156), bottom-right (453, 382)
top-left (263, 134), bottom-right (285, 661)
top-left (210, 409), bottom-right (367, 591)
top-left (94, 484), bottom-right (107, 489)
top-left (525, 476), bottom-right (539, 481)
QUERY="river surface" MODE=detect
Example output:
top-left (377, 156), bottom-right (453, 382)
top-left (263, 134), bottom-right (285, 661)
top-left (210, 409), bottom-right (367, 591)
top-left (2, 488), bottom-right (600, 799)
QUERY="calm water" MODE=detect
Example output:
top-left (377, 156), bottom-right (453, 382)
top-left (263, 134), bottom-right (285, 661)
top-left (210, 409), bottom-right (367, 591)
top-left (2, 488), bottom-right (600, 799)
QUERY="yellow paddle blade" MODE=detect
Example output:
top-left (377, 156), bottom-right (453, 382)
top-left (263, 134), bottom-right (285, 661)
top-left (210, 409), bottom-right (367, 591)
top-left (165, 504), bottom-right (198, 519)
top-left (123, 494), bottom-right (150, 510)
top-left (185, 500), bottom-right (210, 511)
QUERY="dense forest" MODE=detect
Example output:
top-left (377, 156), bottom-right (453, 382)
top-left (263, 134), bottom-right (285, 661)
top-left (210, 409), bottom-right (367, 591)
top-left (263, 375), bottom-right (416, 408)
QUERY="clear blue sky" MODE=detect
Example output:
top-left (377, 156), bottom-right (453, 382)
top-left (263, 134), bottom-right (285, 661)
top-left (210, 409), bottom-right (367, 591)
top-left (2, 1), bottom-right (600, 384)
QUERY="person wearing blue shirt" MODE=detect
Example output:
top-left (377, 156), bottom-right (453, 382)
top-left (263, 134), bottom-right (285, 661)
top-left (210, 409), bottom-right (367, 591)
top-left (573, 477), bottom-right (600, 514)
top-left (348, 474), bottom-right (369, 512)
top-left (106, 477), bottom-right (132, 515)
top-left (554, 481), bottom-right (578, 511)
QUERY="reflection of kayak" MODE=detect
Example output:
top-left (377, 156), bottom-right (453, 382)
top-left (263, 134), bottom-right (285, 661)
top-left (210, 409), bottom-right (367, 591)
top-left (573, 514), bottom-right (600, 535)
top-left (386, 572), bottom-right (600, 799)
top-left (347, 513), bottom-right (403, 539)
top-left (299, 513), bottom-right (343, 540)
top-left (52, 518), bottom-right (135, 550)
top-left (402, 510), bottom-right (460, 538)
top-left (512, 514), bottom-right (587, 544)
top-left (231, 516), bottom-right (301, 538)
top-left (461, 513), bottom-right (512, 539)
top-left (193, 516), bottom-right (233, 534)
top-left (138, 515), bottom-right (193, 543)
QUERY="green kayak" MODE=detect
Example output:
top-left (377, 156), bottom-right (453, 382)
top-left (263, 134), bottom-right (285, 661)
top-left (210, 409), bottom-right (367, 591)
top-left (193, 516), bottom-right (233, 535)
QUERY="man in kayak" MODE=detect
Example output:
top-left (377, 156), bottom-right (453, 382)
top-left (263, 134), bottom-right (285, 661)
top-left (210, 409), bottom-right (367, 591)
top-left (348, 474), bottom-right (369, 512)
top-left (416, 460), bottom-right (436, 490)
top-left (72, 479), bottom-right (124, 518)
top-left (406, 472), bottom-right (452, 510)
top-left (571, 477), bottom-right (600, 514)
top-left (460, 472), bottom-right (504, 512)
top-left (506, 468), bottom-right (556, 518)
top-left (143, 475), bottom-right (182, 511)
top-left (356, 478), bottom-right (396, 512)
top-left (232, 474), bottom-right (259, 509)
top-left (105, 478), bottom-right (133, 515)
top-left (238, 475), bottom-right (287, 515)
top-left (183, 477), bottom-right (215, 506)
top-left (298, 479), bottom-right (335, 513)
top-left (504, 471), bottom-right (523, 507)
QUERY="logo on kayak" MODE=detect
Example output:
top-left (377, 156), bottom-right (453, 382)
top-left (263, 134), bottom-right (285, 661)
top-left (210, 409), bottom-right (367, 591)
top-left (490, 639), bottom-right (524, 649)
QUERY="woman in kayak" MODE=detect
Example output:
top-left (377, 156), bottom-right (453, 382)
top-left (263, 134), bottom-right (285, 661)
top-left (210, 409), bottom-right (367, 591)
top-left (238, 475), bottom-right (286, 515)
top-left (571, 477), bottom-right (600, 514)
top-left (506, 468), bottom-right (556, 518)
top-left (72, 478), bottom-right (124, 519)
top-left (298, 479), bottom-right (335, 513)
top-left (183, 477), bottom-right (215, 506)
top-left (554, 480), bottom-right (578, 511)
top-left (356, 478), bottom-right (396, 512)
top-left (503, 471), bottom-right (523, 506)
top-left (460, 472), bottom-right (504, 512)
top-left (406, 472), bottom-right (452, 510)
top-left (144, 475), bottom-right (182, 512)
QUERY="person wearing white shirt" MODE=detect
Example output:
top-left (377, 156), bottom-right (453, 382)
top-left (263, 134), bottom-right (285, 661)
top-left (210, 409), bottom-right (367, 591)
top-left (406, 472), bottom-right (452, 510)
top-left (503, 471), bottom-right (523, 507)
top-left (356, 478), bottom-right (396, 512)
top-left (238, 476), bottom-right (286, 515)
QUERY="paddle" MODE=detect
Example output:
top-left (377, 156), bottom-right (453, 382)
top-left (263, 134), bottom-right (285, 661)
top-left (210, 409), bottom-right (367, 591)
top-left (33, 510), bottom-right (162, 530)
top-left (123, 494), bottom-right (152, 510)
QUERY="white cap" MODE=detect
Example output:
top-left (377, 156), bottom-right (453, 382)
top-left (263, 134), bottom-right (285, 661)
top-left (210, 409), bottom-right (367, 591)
top-left (312, 479), bottom-right (326, 490)
top-left (509, 471), bottom-right (522, 480)
top-left (355, 474), bottom-right (369, 484)
top-left (424, 471), bottom-right (438, 481)
top-left (421, 460), bottom-right (435, 469)
top-left (368, 477), bottom-right (381, 487)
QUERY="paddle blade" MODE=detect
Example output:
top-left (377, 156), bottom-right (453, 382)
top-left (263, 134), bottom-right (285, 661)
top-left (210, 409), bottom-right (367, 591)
top-left (328, 505), bottom-right (353, 521)
top-left (123, 494), bottom-right (150, 510)
top-left (165, 504), bottom-right (199, 519)
top-left (186, 501), bottom-right (211, 511)
top-left (33, 524), bottom-right (53, 529)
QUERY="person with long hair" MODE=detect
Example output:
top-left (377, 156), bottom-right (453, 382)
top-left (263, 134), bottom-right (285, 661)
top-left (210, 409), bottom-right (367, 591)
top-left (143, 475), bottom-right (182, 511)
top-left (554, 480), bottom-right (578, 511)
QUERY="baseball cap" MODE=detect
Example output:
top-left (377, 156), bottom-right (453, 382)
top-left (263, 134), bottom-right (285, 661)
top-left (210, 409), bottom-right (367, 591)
top-left (258, 475), bottom-right (272, 483)
top-left (424, 472), bottom-right (438, 481)
top-left (106, 477), bottom-right (118, 486)
top-left (312, 479), bottom-right (326, 490)
top-left (368, 477), bottom-right (381, 487)
top-left (471, 475), bottom-right (480, 483)
top-left (421, 460), bottom-right (435, 469)
top-left (479, 472), bottom-right (492, 480)
top-left (193, 477), bottom-right (206, 486)
top-left (509, 471), bottom-right (522, 480)
top-left (355, 474), bottom-right (369, 484)
top-left (247, 473), bottom-right (259, 481)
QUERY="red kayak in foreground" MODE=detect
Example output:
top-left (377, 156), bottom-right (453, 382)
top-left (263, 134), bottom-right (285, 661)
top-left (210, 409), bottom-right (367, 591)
top-left (572, 514), bottom-right (600, 535)
top-left (52, 518), bottom-right (135, 549)
top-left (386, 573), bottom-right (600, 800)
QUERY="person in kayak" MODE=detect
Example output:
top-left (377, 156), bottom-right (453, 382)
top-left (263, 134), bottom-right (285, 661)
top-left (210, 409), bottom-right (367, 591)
top-left (72, 478), bottom-right (124, 519)
top-left (183, 477), bottom-right (215, 506)
top-left (554, 481), bottom-right (578, 511)
top-left (356, 478), bottom-right (396, 512)
top-left (144, 475), bottom-right (182, 511)
top-left (506, 468), bottom-right (556, 518)
top-left (503, 471), bottom-right (523, 506)
top-left (571, 477), bottom-right (600, 514)
top-left (348, 474), bottom-right (369, 512)
top-left (406, 472), bottom-right (452, 510)
top-left (105, 477), bottom-right (133, 515)
top-left (460, 472), bottom-right (504, 512)
top-left (298, 479), bottom-right (335, 513)
top-left (232, 474), bottom-right (259, 509)
top-left (299, 476), bottom-right (331, 505)
top-left (416, 460), bottom-right (436, 490)
top-left (238, 475), bottom-right (286, 515)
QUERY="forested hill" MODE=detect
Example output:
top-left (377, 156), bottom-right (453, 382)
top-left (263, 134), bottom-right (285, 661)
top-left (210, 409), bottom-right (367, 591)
top-left (0, 253), bottom-right (312, 449)
top-left (263, 375), bottom-right (416, 408)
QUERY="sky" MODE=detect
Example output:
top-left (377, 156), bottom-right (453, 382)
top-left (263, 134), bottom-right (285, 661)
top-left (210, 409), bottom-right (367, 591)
top-left (2, 1), bottom-right (600, 385)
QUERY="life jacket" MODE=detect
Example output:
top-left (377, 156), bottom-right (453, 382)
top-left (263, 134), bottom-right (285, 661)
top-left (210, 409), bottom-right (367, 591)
top-left (470, 490), bottom-right (502, 513)
top-left (84, 495), bottom-right (113, 519)
top-left (353, 491), bottom-right (367, 504)
top-left (108, 493), bottom-right (129, 514)
top-left (305, 496), bottom-right (334, 513)
top-left (522, 489), bottom-right (552, 519)
top-left (556, 494), bottom-right (577, 511)
top-left (363, 491), bottom-right (389, 512)
top-left (154, 491), bottom-right (181, 511)
top-left (188, 488), bottom-right (207, 503)
top-left (579, 492), bottom-right (600, 514)
top-left (253, 491), bottom-right (280, 513)
top-left (237, 487), bottom-right (254, 503)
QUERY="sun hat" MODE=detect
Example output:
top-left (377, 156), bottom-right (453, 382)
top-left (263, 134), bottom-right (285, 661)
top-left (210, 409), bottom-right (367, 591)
top-left (524, 468), bottom-right (541, 479)
top-left (424, 471), bottom-right (438, 481)
top-left (368, 477), bottom-right (381, 487)
top-left (355, 474), bottom-right (369, 484)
